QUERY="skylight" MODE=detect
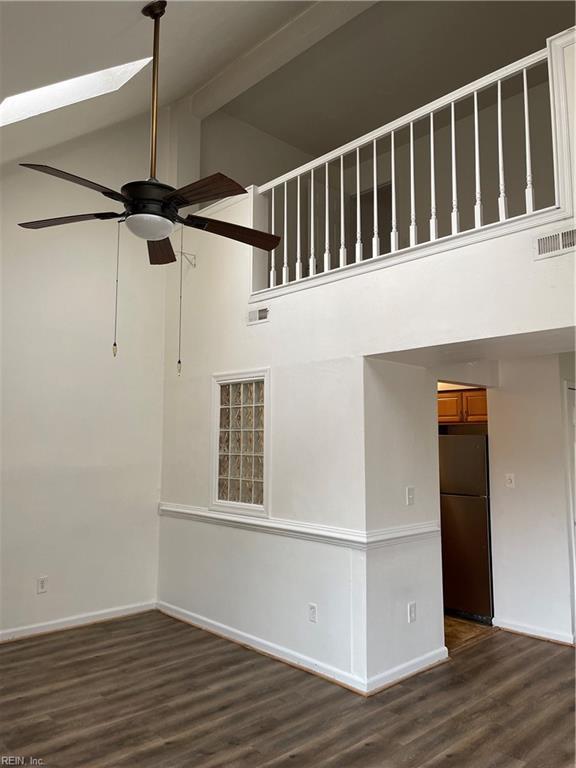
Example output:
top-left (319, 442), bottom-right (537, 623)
top-left (0, 58), bottom-right (152, 128)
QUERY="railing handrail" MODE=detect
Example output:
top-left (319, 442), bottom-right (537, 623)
top-left (258, 47), bottom-right (547, 194)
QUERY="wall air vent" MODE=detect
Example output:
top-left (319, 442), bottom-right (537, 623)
top-left (247, 307), bottom-right (270, 325)
top-left (535, 228), bottom-right (575, 260)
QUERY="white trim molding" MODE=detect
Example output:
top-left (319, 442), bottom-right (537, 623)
top-left (157, 600), bottom-right (366, 692)
top-left (562, 380), bottom-right (576, 644)
top-left (547, 27), bottom-right (575, 215)
top-left (209, 367), bottom-right (271, 519)
top-left (367, 647), bottom-right (449, 694)
top-left (157, 600), bottom-right (447, 694)
top-left (494, 617), bottom-right (575, 646)
top-left (0, 601), bottom-right (155, 643)
top-left (159, 502), bottom-right (439, 551)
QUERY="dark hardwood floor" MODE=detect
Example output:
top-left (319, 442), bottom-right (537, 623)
top-left (0, 610), bottom-right (573, 767)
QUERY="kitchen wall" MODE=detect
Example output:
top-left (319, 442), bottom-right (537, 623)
top-left (488, 354), bottom-right (574, 643)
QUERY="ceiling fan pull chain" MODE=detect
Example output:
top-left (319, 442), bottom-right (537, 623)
top-left (112, 222), bottom-right (121, 358)
top-left (177, 225), bottom-right (184, 375)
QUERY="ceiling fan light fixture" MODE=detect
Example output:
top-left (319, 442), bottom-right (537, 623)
top-left (125, 213), bottom-right (174, 241)
top-left (17, 1), bottom-right (279, 263)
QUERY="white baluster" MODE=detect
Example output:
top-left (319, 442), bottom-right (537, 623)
top-left (296, 176), bottom-right (302, 280)
top-left (309, 168), bottom-right (316, 276)
top-left (390, 131), bottom-right (398, 252)
top-left (451, 102), bottom-right (460, 234)
top-left (497, 80), bottom-right (508, 221)
top-left (474, 91), bottom-right (483, 228)
top-left (523, 68), bottom-right (534, 213)
top-left (372, 139), bottom-right (380, 258)
top-left (429, 112), bottom-right (438, 241)
top-left (282, 182), bottom-right (289, 284)
top-left (269, 188), bottom-right (276, 287)
top-left (324, 162), bottom-right (331, 272)
top-left (355, 147), bottom-right (363, 262)
top-left (409, 122), bottom-right (417, 246)
top-left (339, 155), bottom-right (346, 267)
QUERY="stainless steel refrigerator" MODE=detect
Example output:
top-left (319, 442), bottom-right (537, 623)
top-left (439, 433), bottom-right (493, 623)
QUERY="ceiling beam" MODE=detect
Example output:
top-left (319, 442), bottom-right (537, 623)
top-left (190, 1), bottom-right (376, 119)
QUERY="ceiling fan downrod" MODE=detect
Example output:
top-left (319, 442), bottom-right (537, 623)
top-left (142, 0), bottom-right (167, 180)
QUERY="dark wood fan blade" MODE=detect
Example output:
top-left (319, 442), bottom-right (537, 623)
top-left (19, 212), bottom-right (122, 229)
top-left (147, 238), bottom-right (176, 265)
top-left (181, 214), bottom-right (280, 252)
top-left (20, 164), bottom-right (126, 204)
top-left (165, 173), bottom-right (246, 209)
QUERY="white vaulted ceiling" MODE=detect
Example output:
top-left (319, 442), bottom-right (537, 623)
top-left (0, 1), bottom-right (310, 163)
top-left (2, 1), bottom-right (573, 165)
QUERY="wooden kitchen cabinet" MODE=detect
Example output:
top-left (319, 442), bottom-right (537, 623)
top-left (462, 389), bottom-right (488, 422)
top-left (438, 389), bottom-right (487, 423)
top-left (438, 392), bottom-right (463, 422)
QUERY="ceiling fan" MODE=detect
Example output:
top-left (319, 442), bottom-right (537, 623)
top-left (18, 0), bottom-right (280, 264)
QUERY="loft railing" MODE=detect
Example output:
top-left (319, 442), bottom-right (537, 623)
top-left (255, 46), bottom-right (560, 292)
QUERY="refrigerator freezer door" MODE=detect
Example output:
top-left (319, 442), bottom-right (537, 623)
top-left (441, 494), bottom-right (493, 619)
top-left (439, 435), bottom-right (488, 496)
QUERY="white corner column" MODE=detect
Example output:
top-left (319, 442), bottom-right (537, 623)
top-left (362, 358), bottom-right (447, 691)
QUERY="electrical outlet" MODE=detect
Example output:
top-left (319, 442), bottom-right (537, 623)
top-left (405, 486), bottom-right (415, 506)
top-left (308, 603), bottom-right (318, 624)
top-left (407, 601), bottom-right (417, 623)
top-left (505, 473), bottom-right (515, 489)
top-left (36, 576), bottom-right (48, 595)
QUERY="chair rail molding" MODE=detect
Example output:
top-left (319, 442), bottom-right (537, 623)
top-left (158, 503), bottom-right (440, 550)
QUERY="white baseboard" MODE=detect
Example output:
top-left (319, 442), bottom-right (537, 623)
top-left (158, 600), bottom-right (366, 692)
top-left (158, 600), bottom-right (448, 695)
top-left (367, 647), bottom-right (449, 694)
top-left (0, 601), bottom-right (156, 643)
top-left (494, 617), bottom-right (575, 645)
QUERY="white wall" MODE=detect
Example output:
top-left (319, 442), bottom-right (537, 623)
top-left (363, 359), bottom-right (445, 682)
top-left (364, 359), bottom-right (440, 530)
top-left (488, 354), bottom-right (574, 643)
top-left (0, 113), bottom-right (169, 633)
top-left (201, 110), bottom-right (312, 189)
top-left (1, 21), bottom-right (571, 705)
top-left (160, 195), bottom-right (368, 530)
top-left (158, 514), bottom-right (361, 688)
top-left (157, 166), bottom-right (573, 684)
top-left (367, 537), bottom-right (445, 681)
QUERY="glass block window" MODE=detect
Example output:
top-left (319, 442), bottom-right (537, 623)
top-left (217, 378), bottom-right (265, 506)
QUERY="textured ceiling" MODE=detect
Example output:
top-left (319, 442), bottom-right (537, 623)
top-left (0, 1), bottom-right (309, 163)
top-left (223, 1), bottom-right (575, 155)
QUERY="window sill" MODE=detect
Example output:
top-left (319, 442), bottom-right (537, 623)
top-left (209, 501), bottom-right (268, 519)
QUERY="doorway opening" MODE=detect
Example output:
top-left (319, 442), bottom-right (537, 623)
top-left (437, 382), bottom-right (496, 653)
